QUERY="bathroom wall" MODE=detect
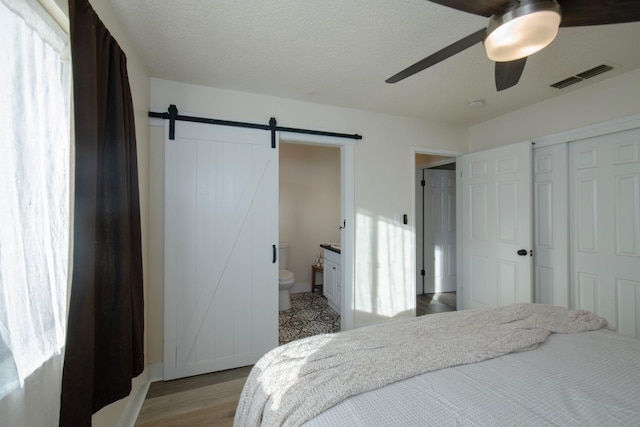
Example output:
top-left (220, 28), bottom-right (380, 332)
top-left (279, 142), bottom-right (341, 293)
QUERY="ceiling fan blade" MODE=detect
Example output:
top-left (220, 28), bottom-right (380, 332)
top-left (559, 0), bottom-right (640, 27)
top-left (386, 28), bottom-right (486, 84)
top-left (495, 57), bottom-right (527, 91)
top-left (426, 0), bottom-right (511, 17)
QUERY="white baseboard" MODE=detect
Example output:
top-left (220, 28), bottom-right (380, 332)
top-left (118, 367), bottom-right (151, 427)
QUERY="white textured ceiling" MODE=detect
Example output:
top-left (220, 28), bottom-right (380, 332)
top-left (109, 0), bottom-right (640, 127)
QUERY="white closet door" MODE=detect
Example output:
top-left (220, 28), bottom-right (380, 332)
top-left (533, 144), bottom-right (569, 307)
top-left (424, 169), bottom-right (456, 293)
top-left (571, 128), bottom-right (640, 338)
top-left (164, 120), bottom-right (278, 380)
top-left (459, 141), bottom-right (532, 310)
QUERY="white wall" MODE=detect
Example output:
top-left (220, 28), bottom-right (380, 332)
top-left (468, 69), bottom-right (640, 151)
top-left (279, 143), bottom-right (341, 293)
top-left (147, 78), bottom-right (468, 364)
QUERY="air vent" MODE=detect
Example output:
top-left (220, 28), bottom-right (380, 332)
top-left (551, 76), bottom-right (583, 89)
top-left (550, 64), bottom-right (613, 89)
top-left (576, 64), bottom-right (614, 80)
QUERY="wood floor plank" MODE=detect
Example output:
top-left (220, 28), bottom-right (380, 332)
top-left (136, 398), bottom-right (238, 427)
top-left (136, 377), bottom-right (246, 425)
top-left (146, 366), bottom-right (253, 399)
top-left (416, 293), bottom-right (456, 316)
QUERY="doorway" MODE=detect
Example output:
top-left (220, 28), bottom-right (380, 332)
top-left (279, 131), bottom-right (356, 333)
top-left (415, 152), bottom-right (459, 316)
top-left (278, 141), bottom-right (341, 344)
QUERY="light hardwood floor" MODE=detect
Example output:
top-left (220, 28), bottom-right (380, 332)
top-left (135, 366), bottom-right (251, 427)
top-left (416, 292), bottom-right (456, 316)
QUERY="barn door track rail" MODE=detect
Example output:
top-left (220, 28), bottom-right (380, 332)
top-left (149, 104), bottom-right (362, 148)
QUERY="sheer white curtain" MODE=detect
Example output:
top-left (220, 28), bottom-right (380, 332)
top-left (0, 0), bottom-right (70, 400)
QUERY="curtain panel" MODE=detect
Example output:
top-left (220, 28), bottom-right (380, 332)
top-left (60, 0), bottom-right (144, 424)
top-left (0, 0), bottom-right (70, 402)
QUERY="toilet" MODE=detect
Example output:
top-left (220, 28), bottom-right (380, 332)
top-left (278, 243), bottom-right (295, 311)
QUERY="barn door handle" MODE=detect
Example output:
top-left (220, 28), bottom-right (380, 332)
top-left (272, 245), bottom-right (277, 263)
top-left (517, 249), bottom-right (528, 256)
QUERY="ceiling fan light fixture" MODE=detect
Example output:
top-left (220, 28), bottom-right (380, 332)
top-left (485, 0), bottom-right (561, 62)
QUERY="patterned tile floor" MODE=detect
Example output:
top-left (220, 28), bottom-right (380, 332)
top-left (279, 292), bottom-right (340, 345)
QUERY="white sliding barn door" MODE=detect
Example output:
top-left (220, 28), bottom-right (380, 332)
top-left (459, 141), bottom-right (533, 310)
top-left (164, 121), bottom-right (278, 380)
top-left (571, 128), bottom-right (640, 338)
top-left (423, 169), bottom-right (457, 293)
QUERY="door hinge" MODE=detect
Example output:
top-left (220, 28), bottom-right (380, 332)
top-left (421, 269), bottom-right (425, 276)
top-left (421, 179), bottom-right (426, 187)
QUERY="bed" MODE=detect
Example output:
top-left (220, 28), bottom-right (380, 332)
top-left (235, 303), bottom-right (640, 426)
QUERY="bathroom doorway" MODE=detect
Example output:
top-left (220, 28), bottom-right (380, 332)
top-left (415, 152), bottom-right (459, 316)
top-left (278, 140), bottom-right (344, 344)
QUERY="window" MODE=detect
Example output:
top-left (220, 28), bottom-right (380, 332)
top-left (0, 0), bottom-right (70, 399)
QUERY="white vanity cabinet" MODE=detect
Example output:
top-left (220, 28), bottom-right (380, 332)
top-left (323, 248), bottom-right (341, 313)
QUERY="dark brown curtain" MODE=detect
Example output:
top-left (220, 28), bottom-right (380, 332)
top-left (60, 0), bottom-right (144, 425)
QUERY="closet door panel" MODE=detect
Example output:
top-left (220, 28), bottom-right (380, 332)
top-left (533, 144), bottom-right (568, 307)
top-left (571, 129), bottom-right (640, 338)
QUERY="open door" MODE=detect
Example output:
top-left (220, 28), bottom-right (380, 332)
top-left (458, 141), bottom-right (533, 310)
top-left (422, 169), bottom-right (457, 294)
top-left (164, 120), bottom-right (278, 380)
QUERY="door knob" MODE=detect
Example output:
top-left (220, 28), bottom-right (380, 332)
top-left (517, 249), bottom-right (528, 256)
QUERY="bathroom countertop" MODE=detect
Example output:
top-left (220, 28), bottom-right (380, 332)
top-left (320, 243), bottom-right (341, 254)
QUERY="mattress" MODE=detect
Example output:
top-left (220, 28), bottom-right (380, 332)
top-left (304, 329), bottom-right (640, 426)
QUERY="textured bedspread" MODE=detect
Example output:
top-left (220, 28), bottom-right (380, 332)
top-left (234, 303), bottom-right (607, 427)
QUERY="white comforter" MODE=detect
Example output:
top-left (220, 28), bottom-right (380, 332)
top-left (234, 303), bottom-right (607, 427)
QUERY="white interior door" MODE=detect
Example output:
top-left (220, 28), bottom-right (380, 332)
top-left (533, 143), bottom-right (569, 307)
top-left (459, 141), bottom-right (533, 310)
top-left (416, 168), bottom-right (425, 295)
top-left (423, 169), bottom-right (456, 293)
top-left (164, 120), bottom-right (278, 380)
top-left (571, 128), bottom-right (640, 338)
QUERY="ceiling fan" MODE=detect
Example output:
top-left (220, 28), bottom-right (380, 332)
top-left (386, 0), bottom-right (640, 91)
